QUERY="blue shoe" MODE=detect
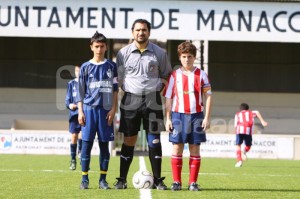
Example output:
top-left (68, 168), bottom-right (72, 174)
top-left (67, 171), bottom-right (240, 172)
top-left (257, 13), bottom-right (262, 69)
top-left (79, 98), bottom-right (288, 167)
top-left (99, 180), bottom-right (110, 189)
top-left (80, 180), bottom-right (89, 189)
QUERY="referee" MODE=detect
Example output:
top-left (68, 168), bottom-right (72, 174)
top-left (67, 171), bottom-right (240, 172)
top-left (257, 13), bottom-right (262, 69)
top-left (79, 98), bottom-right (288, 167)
top-left (114, 19), bottom-right (172, 190)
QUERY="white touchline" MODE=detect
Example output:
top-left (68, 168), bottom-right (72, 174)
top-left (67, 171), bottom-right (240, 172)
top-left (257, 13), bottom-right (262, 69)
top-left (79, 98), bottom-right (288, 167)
top-left (139, 156), bottom-right (152, 199)
top-left (139, 156), bottom-right (147, 171)
top-left (0, 169), bottom-right (299, 178)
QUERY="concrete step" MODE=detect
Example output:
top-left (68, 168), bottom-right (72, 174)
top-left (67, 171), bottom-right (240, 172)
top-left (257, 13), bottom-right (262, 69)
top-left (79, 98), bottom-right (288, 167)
top-left (0, 88), bottom-right (299, 134)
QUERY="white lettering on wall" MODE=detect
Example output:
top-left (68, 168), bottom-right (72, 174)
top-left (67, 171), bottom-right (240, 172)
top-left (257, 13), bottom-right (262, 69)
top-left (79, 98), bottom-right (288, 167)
top-left (0, 1), bottom-right (299, 42)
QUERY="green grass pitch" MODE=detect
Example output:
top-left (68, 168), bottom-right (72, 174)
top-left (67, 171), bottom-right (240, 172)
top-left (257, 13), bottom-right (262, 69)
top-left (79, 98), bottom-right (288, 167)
top-left (0, 154), bottom-right (300, 199)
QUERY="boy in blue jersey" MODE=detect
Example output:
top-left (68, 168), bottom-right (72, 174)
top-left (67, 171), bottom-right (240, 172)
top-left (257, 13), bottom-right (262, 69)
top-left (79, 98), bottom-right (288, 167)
top-left (65, 65), bottom-right (82, 170)
top-left (77, 32), bottom-right (118, 190)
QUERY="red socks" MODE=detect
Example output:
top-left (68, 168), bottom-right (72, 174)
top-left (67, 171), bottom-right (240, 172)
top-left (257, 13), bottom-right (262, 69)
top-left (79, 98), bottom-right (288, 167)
top-left (171, 155), bottom-right (202, 184)
top-left (189, 155), bottom-right (201, 184)
top-left (237, 149), bottom-right (242, 161)
top-left (244, 146), bottom-right (251, 152)
top-left (171, 155), bottom-right (182, 183)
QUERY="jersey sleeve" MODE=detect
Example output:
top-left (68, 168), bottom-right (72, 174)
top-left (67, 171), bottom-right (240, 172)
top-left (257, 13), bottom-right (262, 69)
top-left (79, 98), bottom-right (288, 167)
top-left (163, 73), bottom-right (175, 99)
top-left (201, 70), bottom-right (211, 93)
top-left (77, 65), bottom-right (86, 103)
top-left (252, 110), bottom-right (258, 118)
top-left (116, 51), bottom-right (125, 88)
top-left (234, 113), bottom-right (238, 127)
top-left (65, 82), bottom-right (72, 109)
top-left (113, 62), bottom-right (119, 92)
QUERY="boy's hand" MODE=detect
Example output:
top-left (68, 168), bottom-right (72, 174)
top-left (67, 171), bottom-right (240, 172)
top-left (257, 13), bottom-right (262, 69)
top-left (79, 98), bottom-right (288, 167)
top-left (78, 111), bottom-right (86, 126)
top-left (262, 121), bottom-right (268, 127)
top-left (165, 118), bottom-right (173, 132)
top-left (106, 110), bottom-right (115, 126)
top-left (69, 103), bottom-right (77, 110)
top-left (202, 118), bottom-right (210, 131)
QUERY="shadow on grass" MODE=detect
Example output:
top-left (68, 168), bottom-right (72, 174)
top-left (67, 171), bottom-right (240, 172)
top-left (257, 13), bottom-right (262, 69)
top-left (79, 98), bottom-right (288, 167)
top-left (204, 188), bottom-right (300, 193)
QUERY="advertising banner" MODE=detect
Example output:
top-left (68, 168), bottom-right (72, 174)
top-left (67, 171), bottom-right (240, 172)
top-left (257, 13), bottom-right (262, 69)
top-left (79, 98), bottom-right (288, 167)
top-left (0, 130), bottom-right (295, 159)
top-left (161, 133), bottom-right (294, 159)
top-left (0, 130), bottom-right (113, 155)
top-left (0, 0), bottom-right (299, 42)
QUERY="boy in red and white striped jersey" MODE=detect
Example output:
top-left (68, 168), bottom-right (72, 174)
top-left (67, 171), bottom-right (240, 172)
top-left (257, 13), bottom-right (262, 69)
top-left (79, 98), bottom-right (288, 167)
top-left (164, 41), bottom-right (212, 191)
top-left (234, 103), bottom-right (268, 167)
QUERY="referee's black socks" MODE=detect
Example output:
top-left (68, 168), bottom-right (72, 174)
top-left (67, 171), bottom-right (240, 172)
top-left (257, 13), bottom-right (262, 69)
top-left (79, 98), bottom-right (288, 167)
top-left (148, 146), bottom-right (162, 179)
top-left (119, 144), bottom-right (135, 180)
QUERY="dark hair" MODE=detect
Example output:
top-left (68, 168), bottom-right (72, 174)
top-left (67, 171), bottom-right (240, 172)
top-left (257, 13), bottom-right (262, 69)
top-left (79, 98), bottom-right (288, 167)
top-left (177, 41), bottom-right (197, 57)
top-left (90, 31), bottom-right (107, 45)
top-left (240, 103), bottom-right (249, 110)
top-left (131, 19), bottom-right (151, 32)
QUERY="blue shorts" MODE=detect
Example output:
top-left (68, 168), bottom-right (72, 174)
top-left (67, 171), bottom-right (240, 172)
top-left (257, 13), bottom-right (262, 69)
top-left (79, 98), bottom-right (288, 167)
top-left (69, 116), bottom-right (81, 133)
top-left (169, 112), bottom-right (206, 145)
top-left (236, 134), bottom-right (252, 146)
top-left (81, 105), bottom-right (114, 142)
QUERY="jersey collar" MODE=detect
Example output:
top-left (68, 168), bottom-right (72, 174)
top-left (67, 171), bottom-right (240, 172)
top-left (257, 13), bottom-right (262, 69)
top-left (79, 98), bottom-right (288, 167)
top-left (130, 41), bottom-right (154, 53)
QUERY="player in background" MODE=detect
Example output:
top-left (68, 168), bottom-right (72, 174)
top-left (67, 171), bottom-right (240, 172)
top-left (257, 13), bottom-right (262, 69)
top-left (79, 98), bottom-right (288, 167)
top-left (65, 65), bottom-right (82, 170)
top-left (77, 32), bottom-right (118, 189)
top-left (164, 41), bottom-right (212, 191)
top-left (114, 19), bottom-right (172, 190)
top-left (234, 103), bottom-right (268, 167)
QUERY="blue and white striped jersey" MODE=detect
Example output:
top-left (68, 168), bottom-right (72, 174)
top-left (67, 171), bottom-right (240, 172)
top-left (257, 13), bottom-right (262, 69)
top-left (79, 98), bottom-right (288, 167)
top-left (77, 59), bottom-right (118, 109)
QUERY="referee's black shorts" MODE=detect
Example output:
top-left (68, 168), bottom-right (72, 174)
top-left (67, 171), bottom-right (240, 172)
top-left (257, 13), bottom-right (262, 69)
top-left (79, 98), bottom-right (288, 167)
top-left (119, 91), bottom-right (165, 137)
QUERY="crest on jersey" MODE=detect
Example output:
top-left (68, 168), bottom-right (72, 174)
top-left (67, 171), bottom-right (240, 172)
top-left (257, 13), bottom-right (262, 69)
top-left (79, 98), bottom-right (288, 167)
top-left (107, 69), bottom-right (112, 78)
top-left (149, 65), bottom-right (155, 72)
top-left (171, 128), bottom-right (178, 138)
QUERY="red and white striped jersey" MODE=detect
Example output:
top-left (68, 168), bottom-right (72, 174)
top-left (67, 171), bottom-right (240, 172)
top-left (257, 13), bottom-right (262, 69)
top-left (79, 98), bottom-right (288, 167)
top-left (164, 67), bottom-right (211, 114)
top-left (234, 110), bottom-right (258, 135)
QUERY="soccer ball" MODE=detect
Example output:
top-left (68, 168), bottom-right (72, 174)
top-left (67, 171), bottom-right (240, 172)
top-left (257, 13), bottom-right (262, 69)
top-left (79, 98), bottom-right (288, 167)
top-left (132, 170), bottom-right (154, 189)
